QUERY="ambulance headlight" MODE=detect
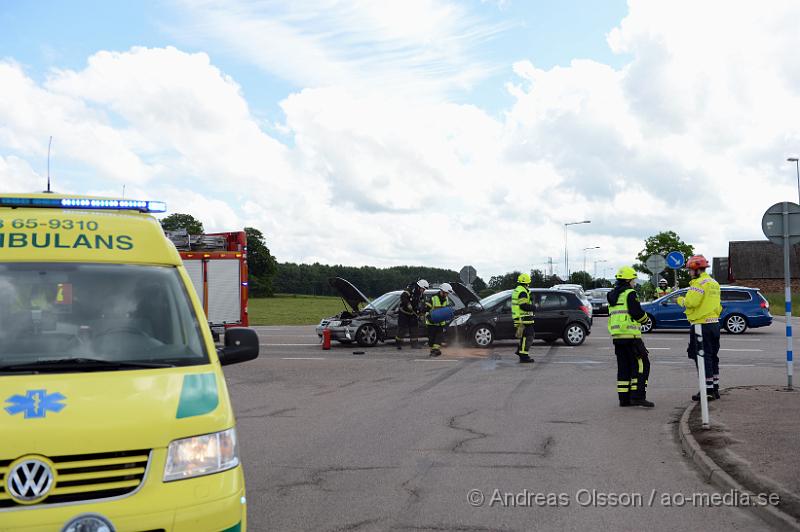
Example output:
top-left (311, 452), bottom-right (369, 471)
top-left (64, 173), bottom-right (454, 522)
top-left (450, 313), bottom-right (471, 327)
top-left (164, 428), bottom-right (239, 481)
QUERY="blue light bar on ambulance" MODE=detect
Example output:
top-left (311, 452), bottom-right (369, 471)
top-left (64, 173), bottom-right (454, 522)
top-left (0, 197), bottom-right (167, 213)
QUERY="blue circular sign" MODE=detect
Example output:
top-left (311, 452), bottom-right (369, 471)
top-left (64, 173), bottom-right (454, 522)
top-left (666, 251), bottom-right (685, 269)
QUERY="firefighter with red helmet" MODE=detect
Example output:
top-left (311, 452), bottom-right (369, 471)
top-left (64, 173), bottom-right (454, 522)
top-left (678, 255), bottom-right (722, 401)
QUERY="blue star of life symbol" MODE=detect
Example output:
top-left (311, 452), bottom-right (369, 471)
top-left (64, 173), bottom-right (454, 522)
top-left (4, 390), bottom-right (66, 418)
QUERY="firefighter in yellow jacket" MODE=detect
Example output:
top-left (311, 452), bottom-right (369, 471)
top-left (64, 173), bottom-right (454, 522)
top-left (677, 255), bottom-right (722, 401)
top-left (607, 266), bottom-right (654, 407)
top-left (512, 273), bottom-right (535, 364)
top-left (425, 283), bottom-right (453, 357)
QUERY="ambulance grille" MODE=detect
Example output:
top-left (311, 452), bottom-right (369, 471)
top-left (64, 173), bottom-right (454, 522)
top-left (0, 449), bottom-right (150, 509)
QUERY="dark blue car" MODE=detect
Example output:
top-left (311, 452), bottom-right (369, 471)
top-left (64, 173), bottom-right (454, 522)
top-left (640, 285), bottom-right (772, 334)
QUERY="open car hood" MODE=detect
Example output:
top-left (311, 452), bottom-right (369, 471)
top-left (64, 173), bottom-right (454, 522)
top-left (329, 277), bottom-right (370, 313)
top-left (451, 282), bottom-right (482, 308)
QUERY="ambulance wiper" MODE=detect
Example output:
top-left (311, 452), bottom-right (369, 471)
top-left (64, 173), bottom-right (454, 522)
top-left (0, 357), bottom-right (175, 372)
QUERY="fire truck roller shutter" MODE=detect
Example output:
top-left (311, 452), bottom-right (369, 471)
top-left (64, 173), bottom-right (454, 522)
top-left (207, 259), bottom-right (242, 325)
top-left (183, 260), bottom-right (204, 303)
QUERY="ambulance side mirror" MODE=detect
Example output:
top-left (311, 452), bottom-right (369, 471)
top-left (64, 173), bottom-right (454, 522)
top-left (218, 327), bottom-right (259, 366)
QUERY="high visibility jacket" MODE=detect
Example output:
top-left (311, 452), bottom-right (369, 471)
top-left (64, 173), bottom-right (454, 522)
top-left (425, 294), bottom-right (449, 326)
top-left (511, 285), bottom-right (534, 325)
top-left (657, 288), bottom-right (670, 298)
top-left (608, 288), bottom-right (648, 338)
top-left (678, 272), bottom-right (721, 324)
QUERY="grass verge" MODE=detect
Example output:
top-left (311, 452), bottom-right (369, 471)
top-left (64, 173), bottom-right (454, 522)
top-left (764, 293), bottom-right (800, 313)
top-left (248, 294), bottom-right (345, 325)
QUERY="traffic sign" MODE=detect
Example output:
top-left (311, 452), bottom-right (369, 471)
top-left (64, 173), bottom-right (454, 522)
top-left (666, 251), bottom-right (685, 269)
top-left (762, 202), bottom-right (800, 246)
top-left (459, 265), bottom-right (477, 285)
top-left (644, 254), bottom-right (666, 274)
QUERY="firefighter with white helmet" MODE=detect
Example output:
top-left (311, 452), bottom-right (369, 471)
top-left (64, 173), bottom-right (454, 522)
top-left (425, 282), bottom-right (453, 357)
top-left (607, 266), bottom-right (654, 407)
top-left (657, 278), bottom-right (670, 298)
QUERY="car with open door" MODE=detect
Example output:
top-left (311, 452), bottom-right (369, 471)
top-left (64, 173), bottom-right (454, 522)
top-left (316, 278), bottom-right (473, 347)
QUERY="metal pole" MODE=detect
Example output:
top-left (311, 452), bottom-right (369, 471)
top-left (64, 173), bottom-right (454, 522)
top-left (694, 324), bottom-right (710, 429)
top-left (564, 225), bottom-right (569, 280)
top-left (795, 161), bottom-right (800, 206)
top-left (784, 202), bottom-right (794, 390)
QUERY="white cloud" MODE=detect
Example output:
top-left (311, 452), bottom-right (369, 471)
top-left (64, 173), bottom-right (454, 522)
top-left (3, 0), bottom-right (800, 281)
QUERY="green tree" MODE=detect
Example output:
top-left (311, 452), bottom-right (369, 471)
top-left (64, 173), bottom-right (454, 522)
top-left (635, 231), bottom-right (695, 288)
top-left (160, 213), bottom-right (204, 235)
top-left (245, 227), bottom-right (278, 297)
top-left (568, 271), bottom-right (592, 288)
top-left (472, 276), bottom-right (487, 292)
top-left (488, 271), bottom-right (521, 291)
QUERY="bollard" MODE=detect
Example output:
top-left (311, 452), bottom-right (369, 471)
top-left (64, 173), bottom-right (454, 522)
top-left (322, 328), bottom-right (331, 350)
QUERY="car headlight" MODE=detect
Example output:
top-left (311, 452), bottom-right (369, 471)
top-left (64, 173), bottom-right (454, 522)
top-left (164, 428), bottom-right (239, 482)
top-left (450, 313), bottom-right (471, 327)
top-left (326, 320), bottom-right (341, 327)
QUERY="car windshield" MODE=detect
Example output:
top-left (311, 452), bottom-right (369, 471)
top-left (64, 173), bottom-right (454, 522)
top-left (479, 290), bottom-right (511, 308)
top-left (0, 262), bottom-right (208, 369)
top-left (363, 292), bottom-right (400, 312)
top-left (589, 289), bottom-right (610, 298)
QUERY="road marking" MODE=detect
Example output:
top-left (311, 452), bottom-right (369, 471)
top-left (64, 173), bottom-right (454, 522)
top-left (719, 349), bottom-right (762, 352)
top-left (262, 343), bottom-right (321, 346)
top-left (280, 357), bottom-right (326, 360)
top-left (414, 359), bottom-right (460, 362)
top-left (720, 364), bottom-right (756, 367)
top-left (648, 347), bottom-right (671, 350)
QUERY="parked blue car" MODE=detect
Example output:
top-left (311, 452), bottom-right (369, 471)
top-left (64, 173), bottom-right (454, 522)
top-left (640, 285), bottom-right (772, 334)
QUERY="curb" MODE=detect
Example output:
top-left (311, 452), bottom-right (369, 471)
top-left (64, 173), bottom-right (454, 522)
top-left (678, 401), bottom-right (800, 531)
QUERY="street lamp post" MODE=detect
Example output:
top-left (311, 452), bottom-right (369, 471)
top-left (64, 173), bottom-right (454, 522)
top-left (788, 157), bottom-right (800, 205)
top-left (582, 246), bottom-right (600, 285)
top-left (564, 220), bottom-right (591, 281)
top-left (594, 259), bottom-right (608, 280)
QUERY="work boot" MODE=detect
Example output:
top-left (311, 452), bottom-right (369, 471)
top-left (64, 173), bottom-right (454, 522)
top-left (619, 392), bottom-right (631, 407)
top-left (429, 349), bottom-right (441, 357)
top-left (518, 356), bottom-right (534, 364)
top-left (396, 343), bottom-right (403, 350)
top-left (631, 397), bottom-right (655, 407)
top-left (713, 384), bottom-right (721, 400)
top-left (692, 392), bottom-right (715, 402)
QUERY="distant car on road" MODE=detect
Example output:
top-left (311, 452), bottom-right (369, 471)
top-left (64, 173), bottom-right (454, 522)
top-left (588, 287), bottom-right (612, 316)
top-left (316, 278), bottom-right (476, 347)
top-left (448, 288), bottom-right (593, 347)
top-left (552, 284), bottom-right (593, 318)
top-left (640, 285), bottom-right (772, 334)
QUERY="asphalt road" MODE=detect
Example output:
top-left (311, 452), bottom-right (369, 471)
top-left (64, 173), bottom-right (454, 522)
top-left (224, 317), bottom-right (792, 532)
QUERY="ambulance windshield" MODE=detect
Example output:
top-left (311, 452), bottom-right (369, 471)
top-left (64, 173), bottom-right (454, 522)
top-left (0, 263), bottom-right (208, 371)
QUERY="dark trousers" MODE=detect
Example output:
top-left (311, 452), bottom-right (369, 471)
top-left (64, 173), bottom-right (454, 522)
top-left (614, 339), bottom-right (650, 403)
top-left (427, 324), bottom-right (444, 350)
top-left (688, 322), bottom-right (721, 392)
top-left (515, 323), bottom-right (535, 358)
top-left (396, 313), bottom-right (419, 344)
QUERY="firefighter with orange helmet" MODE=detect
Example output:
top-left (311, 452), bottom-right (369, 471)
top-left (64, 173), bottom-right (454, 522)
top-left (678, 255), bottom-right (722, 401)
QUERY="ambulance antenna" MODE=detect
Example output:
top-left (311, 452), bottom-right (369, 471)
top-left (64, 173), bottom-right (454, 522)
top-left (45, 136), bottom-right (53, 193)
top-left (122, 184), bottom-right (126, 198)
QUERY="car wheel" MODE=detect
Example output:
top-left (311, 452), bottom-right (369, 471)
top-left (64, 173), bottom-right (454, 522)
top-left (640, 315), bottom-right (654, 333)
top-left (471, 325), bottom-right (494, 347)
top-left (725, 314), bottom-right (748, 334)
top-left (356, 324), bottom-right (379, 347)
top-left (563, 323), bottom-right (587, 346)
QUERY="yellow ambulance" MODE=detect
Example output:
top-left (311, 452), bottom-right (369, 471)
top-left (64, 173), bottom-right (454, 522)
top-left (0, 194), bottom-right (258, 532)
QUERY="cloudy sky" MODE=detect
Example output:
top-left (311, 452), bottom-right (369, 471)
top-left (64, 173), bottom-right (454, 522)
top-left (1, 0), bottom-right (799, 280)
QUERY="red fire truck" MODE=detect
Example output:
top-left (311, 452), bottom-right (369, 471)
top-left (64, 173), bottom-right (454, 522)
top-left (165, 229), bottom-right (249, 339)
